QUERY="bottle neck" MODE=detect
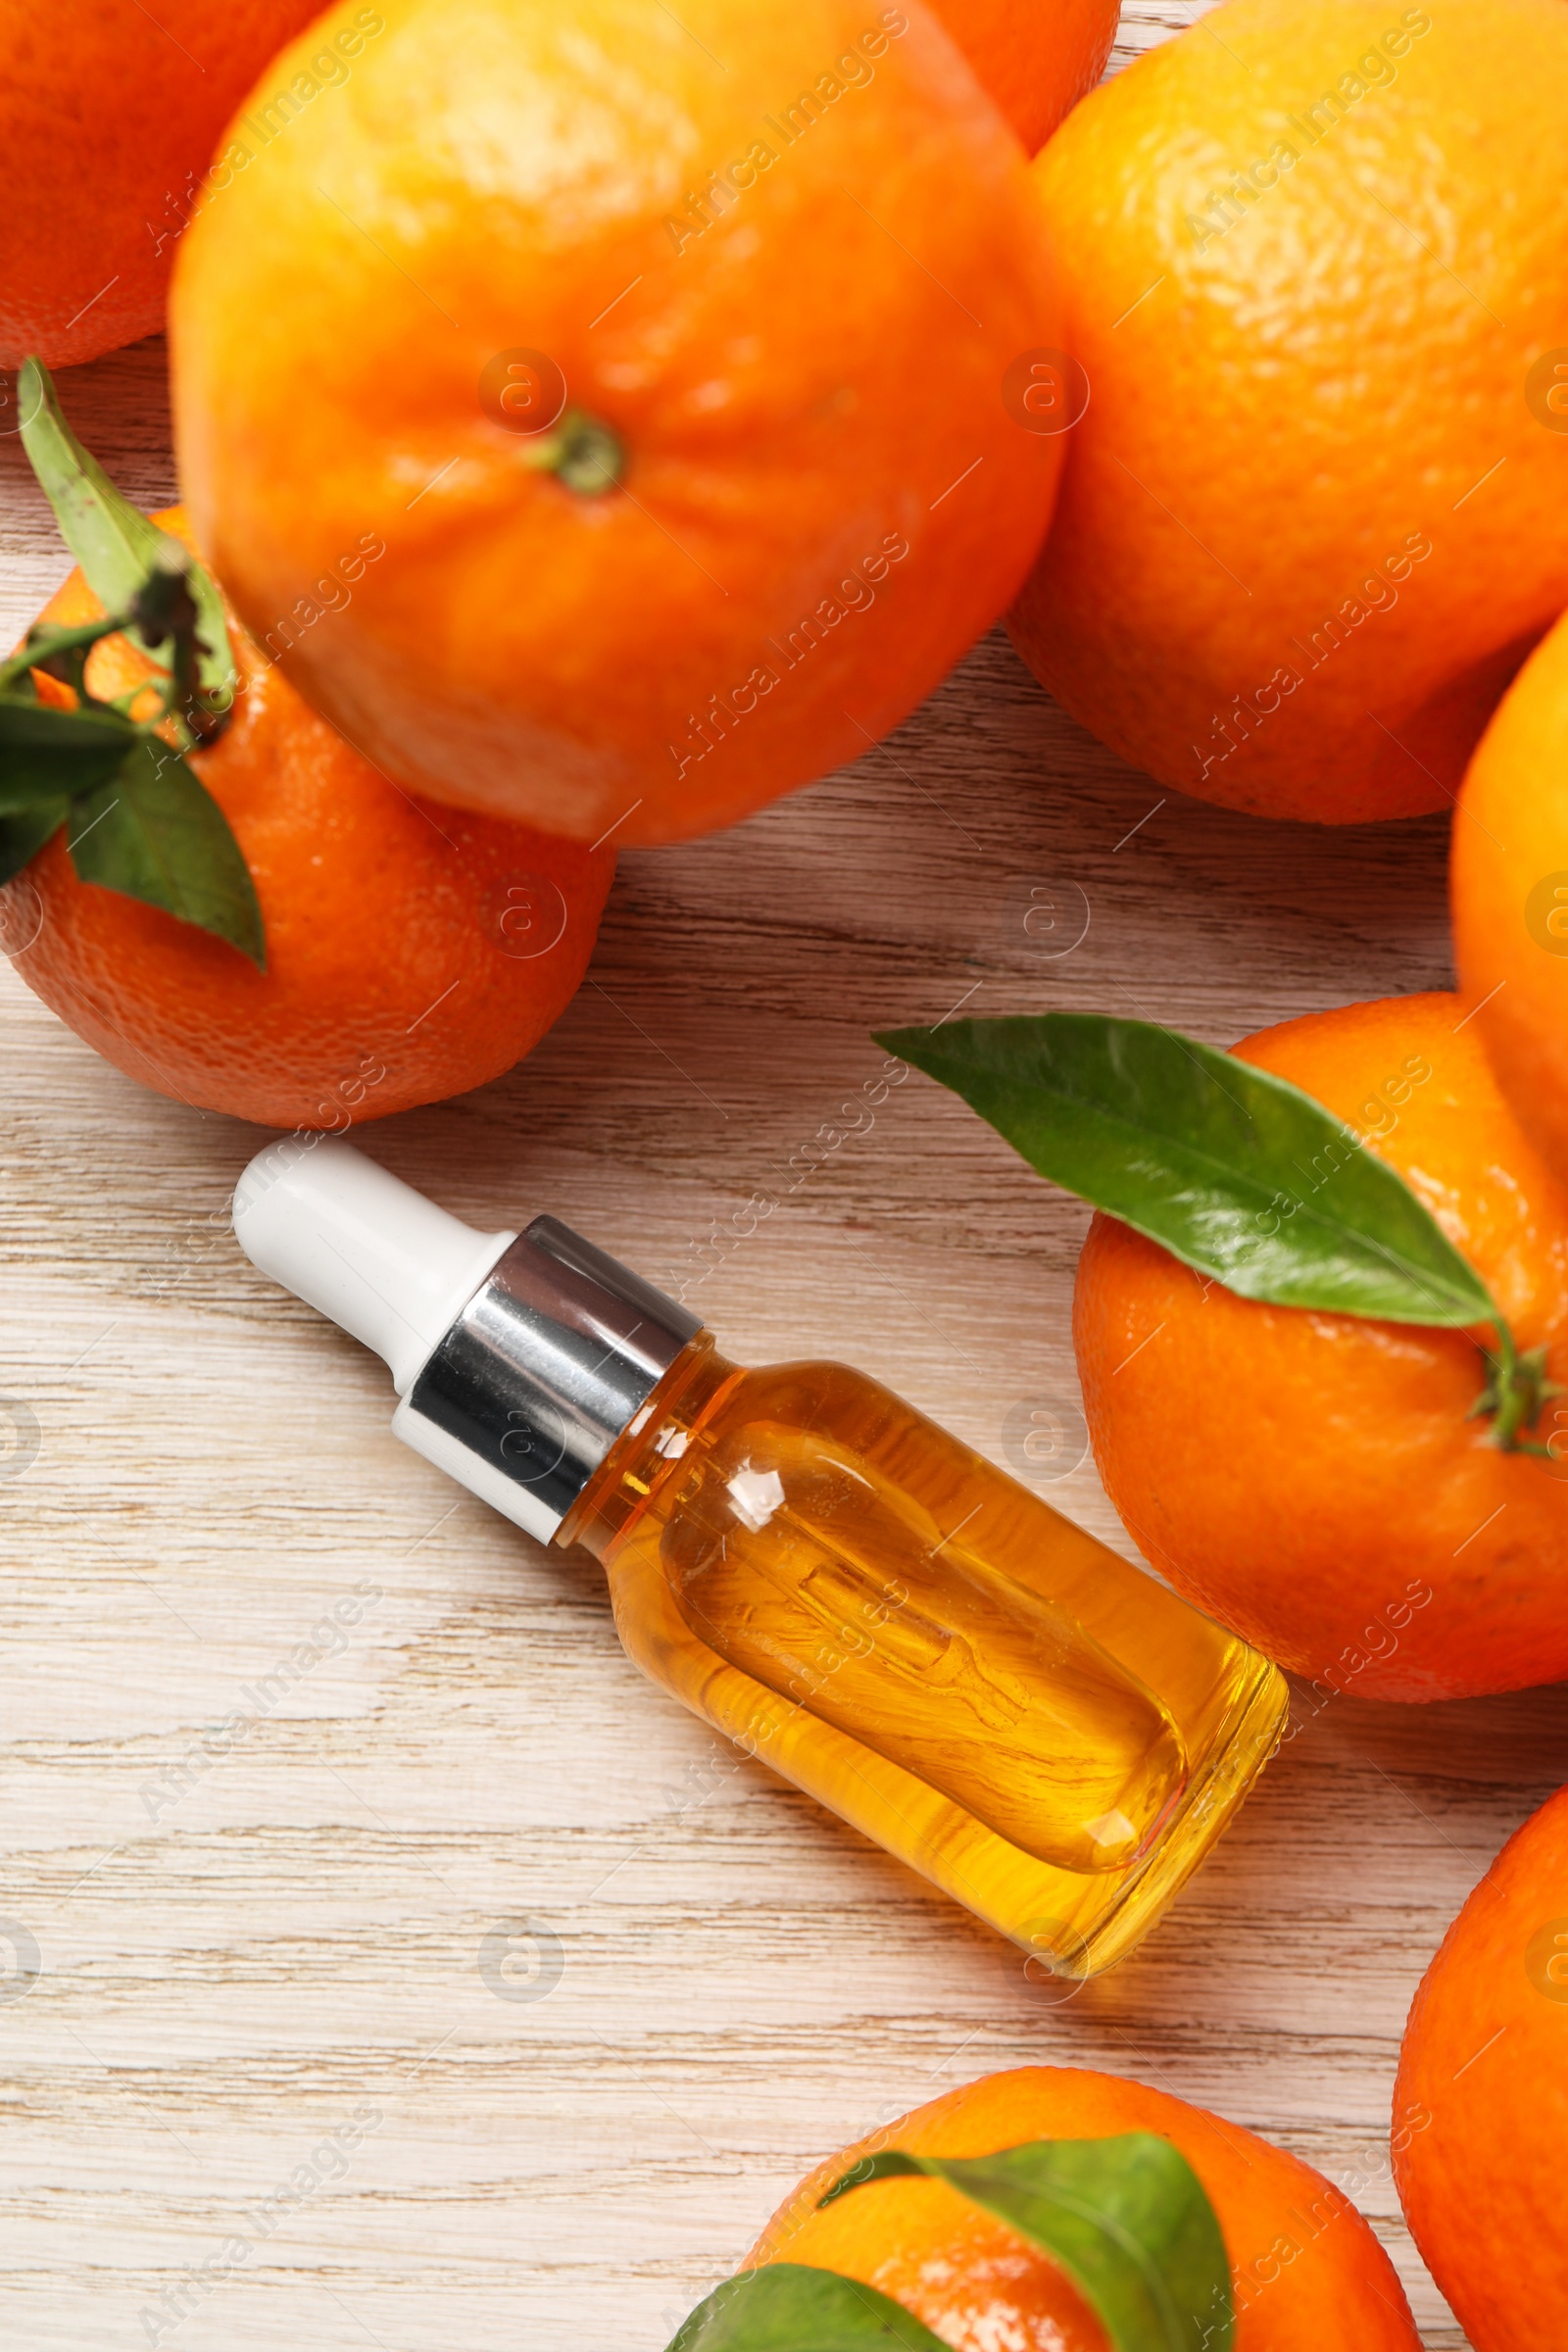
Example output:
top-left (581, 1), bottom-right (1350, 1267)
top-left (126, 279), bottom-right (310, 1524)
top-left (558, 1334), bottom-right (739, 1560)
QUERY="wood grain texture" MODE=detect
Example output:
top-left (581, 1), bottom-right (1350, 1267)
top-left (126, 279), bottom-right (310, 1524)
top-left (0, 18), bottom-right (1540, 2345)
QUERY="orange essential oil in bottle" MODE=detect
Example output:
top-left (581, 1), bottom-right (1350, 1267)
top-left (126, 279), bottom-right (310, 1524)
top-left (234, 1140), bottom-right (1287, 1978)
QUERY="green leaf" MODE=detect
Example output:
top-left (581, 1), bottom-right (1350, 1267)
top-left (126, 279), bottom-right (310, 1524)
top-left (819, 2135), bottom-right (1233, 2352)
top-left (18, 356), bottom-right (235, 709)
top-left (0, 801), bottom-right (67, 884)
top-left (663, 2264), bottom-right (950, 2352)
top-left (19, 360), bottom-right (178, 634)
top-left (0, 694), bottom-right (141, 808)
top-left (67, 736), bottom-right (266, 969)
top-left (877, 1012), bottom-right (1496, 1331)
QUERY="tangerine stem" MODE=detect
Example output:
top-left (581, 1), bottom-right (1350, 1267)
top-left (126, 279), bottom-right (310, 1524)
top-left (1472, 1321), bottom-right (1563, 1454)
top-left (524, 408), bottom-right (623, 496)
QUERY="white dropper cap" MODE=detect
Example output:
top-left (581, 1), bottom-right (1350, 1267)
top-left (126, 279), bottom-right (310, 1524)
top-left (232, 1138), bottom-right (514, 1396)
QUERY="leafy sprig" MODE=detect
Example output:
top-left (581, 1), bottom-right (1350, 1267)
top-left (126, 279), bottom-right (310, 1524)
top-left (877, 1010), bottom-right (1560, 1452)
top-left (0, 357), bottom-right (263, 967)
top-left (664, 2132), bottom-right (1232, 2352)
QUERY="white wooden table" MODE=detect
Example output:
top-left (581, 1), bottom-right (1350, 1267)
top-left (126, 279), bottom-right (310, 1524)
top-left (0, 18), bottom-right (1546, 2343)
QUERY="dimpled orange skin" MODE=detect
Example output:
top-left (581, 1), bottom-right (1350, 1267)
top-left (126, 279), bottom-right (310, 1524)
top-left (747, 2065), bottom-right (1421, 2351)
top-left (170, 0), bottom-right (1064, 848)
top-left (1452, 610), bottom-right (1568, 1177)
top-left (0, 0), bottom-right (331, 369)
top-left (926, 0), bottom-right (1120, 150)
top-left (9, 511), bottom-right (613, 1128)
top-left (1073, 995), bottom-right (1568, 1702)
top-left (1007, 0), bottom-right (1568, 824)
top-left (1395, 1786), bottom-right (1568, 2352)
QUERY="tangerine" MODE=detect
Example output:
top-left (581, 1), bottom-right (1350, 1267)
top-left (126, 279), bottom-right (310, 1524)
top-left (1007, 0), bottom-right (1568, 823)
top-left (0, 0), bottom-right (331, 370)
top-left (170, 0), bottom-right (1064, 846)
top-left (748, 2064), bottom-right (1422, 2349)
top-left (1452, 607), bottom-right (1568, 1177)
top-left (4, 512), bottom-right (613, 1128)
top-left (1395, 1784), bottom-right (1568, 2351)
top-left (1072, 993), bottom-right (1568, 1701)
top-left (927, 0), bottom-right (1120, 151)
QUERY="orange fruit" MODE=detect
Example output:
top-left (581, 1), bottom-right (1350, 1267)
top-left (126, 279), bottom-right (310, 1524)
top-left (1072, 992), bottom-right (1568, 1701)
top-left (1395, 1784), bottom-right (1568, 2351)
top-left (1007, 0), bottom-right (1568, 824)
top-left (749, 2064), bottom-right (1422, 2349)
top-left (169, 0), bottom-right (1064, 847)
top-left (5, 511), bottom-right (613, 1128)
top-left (1452, 607), bottom-right (1568, 1177)
top-left (0, 0), bottom-right (331, 369)
top-left (927, 0), bottom-right (1120, 151)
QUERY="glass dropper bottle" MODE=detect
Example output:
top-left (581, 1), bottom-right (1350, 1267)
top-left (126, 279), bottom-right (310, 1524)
top-left (232, 1139), bottom-right (1287, 1979)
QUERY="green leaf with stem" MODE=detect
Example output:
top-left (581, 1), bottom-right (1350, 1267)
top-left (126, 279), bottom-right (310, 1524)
top-left (663, 2265), bottom-right (950, 2352)
top-left (67, 736), bottom-right (266, 970)
top-left (818, 2135), bottom-right (1233, 2352)
top-left (17, 355), bottom-right (235, 716)
top-left (877, 1010), bottom-right (1554, 1448)
top-left (2, 377), bottom-right (264, 965)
